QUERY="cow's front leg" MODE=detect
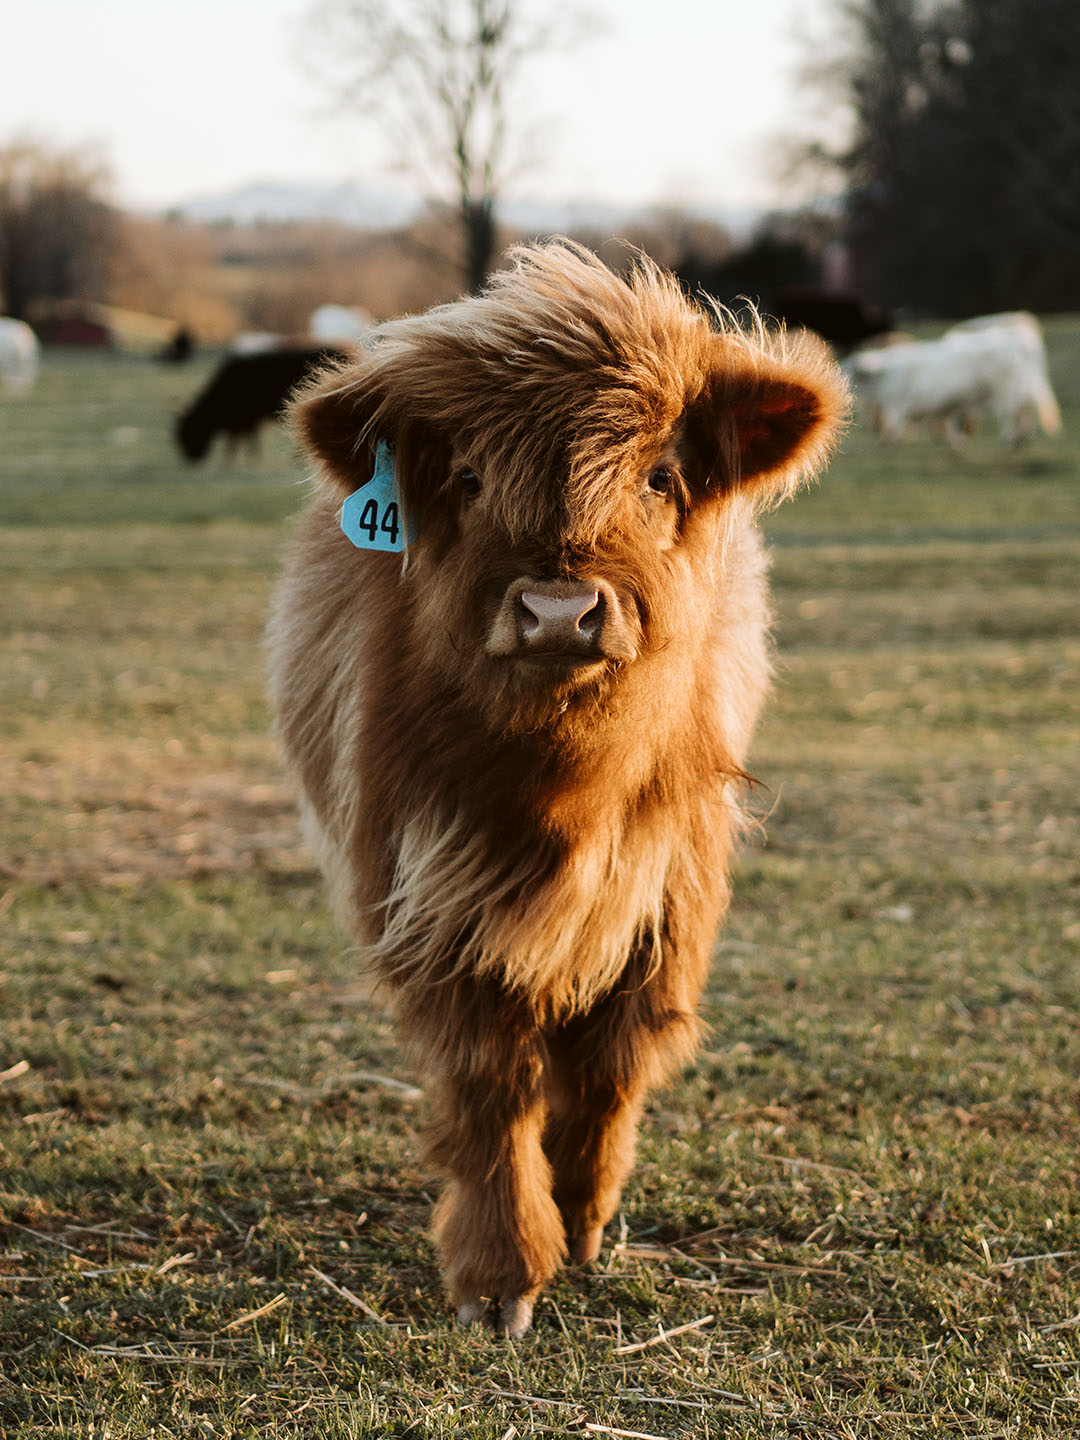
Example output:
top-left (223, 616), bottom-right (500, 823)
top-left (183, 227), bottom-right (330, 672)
top-left (543, 949), bottom-right (705, 1265)
top-left (543, 1043), bottom-right (647, 1265)
top-left (401, 985), bottom-right (565, 1336)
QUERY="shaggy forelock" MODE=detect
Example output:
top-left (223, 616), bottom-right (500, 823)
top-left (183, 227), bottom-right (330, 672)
top-left (356, 242), bottom-right (725, 545)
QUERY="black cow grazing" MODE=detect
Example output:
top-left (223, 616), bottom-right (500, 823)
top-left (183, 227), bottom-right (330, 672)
top-left (176, 347), bottom-right (349, 461)
top-left (773, 290), bottom-right (893, 355)
top-left (158, 326), bottom-right (195, 364)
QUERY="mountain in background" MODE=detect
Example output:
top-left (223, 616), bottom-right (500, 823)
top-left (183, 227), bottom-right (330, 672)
top-left (164, 180), bottom-right (760, 239)
top-left (165, 181), bottom-right (424, 230)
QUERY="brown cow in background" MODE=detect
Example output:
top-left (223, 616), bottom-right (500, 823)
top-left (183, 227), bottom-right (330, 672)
top-left (268, 241), bottom-right (849, 1336)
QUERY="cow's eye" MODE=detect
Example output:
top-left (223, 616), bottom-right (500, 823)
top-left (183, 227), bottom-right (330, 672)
top-left (648, 466), bottom-right (674, 496)
top-left (458, 467), bottom-right (482, 499)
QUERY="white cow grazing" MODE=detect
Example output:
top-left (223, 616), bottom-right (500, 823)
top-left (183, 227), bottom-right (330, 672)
top-left (944, 311), bottom-right (1062, 437)
top-left (229, 331), bottom-right (284, 355)
top-left (0, 318), bottom-right (40, 393)
top-left (845, 317), bottom-right (1062, 446)
top-left (309, 303), bottom-right (372, 343)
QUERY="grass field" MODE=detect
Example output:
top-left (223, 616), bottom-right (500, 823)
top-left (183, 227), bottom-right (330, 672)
top-left (1, 326), bottom-right (1079, 1438)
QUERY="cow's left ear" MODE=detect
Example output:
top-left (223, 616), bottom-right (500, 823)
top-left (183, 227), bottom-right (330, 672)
top-left (685, 330), bottom-right (850, 502)
top-left (291, 356), bottom-right (447, 527)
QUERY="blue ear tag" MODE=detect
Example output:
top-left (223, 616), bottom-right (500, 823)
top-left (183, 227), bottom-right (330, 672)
top-left (341, 440), bottom-right (417, 552)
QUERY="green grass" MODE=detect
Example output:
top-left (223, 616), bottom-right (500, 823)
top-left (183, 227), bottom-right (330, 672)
top-left (2, 334), bottom-right (1080, 1437)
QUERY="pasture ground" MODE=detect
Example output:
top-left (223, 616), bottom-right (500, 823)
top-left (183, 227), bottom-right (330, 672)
top-left (1, 326), bottom-right (1079, 1437)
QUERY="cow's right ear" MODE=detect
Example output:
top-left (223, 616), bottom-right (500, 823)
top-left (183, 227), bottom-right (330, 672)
top-left (290, 361), bottom-right (391, 495)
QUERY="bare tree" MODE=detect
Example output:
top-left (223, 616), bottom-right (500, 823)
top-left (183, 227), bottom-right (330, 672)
top-left (0, 139), bottom-right (121, 320)
top-left (304, 0), bottom-right (591, 292)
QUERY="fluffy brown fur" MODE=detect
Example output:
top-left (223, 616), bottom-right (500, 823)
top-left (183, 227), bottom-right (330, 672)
top-left (268, 240), bottom-right (849, 1335)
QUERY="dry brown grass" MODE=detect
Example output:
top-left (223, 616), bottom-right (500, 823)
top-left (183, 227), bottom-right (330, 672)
top-left (2, 341), bottom-right (1080, 1435)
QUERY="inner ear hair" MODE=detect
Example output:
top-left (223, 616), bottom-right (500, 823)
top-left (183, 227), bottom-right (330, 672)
top-left (730, 378), bottom-right (824, 480)
top-left (688, 335), bottom-right (849, 498)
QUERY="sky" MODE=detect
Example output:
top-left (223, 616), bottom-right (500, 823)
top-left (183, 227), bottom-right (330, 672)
top-left (4, 0), bottom-right (837, 214)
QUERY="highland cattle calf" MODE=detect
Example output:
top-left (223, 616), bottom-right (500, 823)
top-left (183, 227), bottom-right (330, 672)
top-left (268, 242), bottom-right (848, 1336)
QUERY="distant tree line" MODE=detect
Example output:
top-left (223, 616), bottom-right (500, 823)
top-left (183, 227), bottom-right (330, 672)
top-left (0, 142), bottom-right (120, 321)
top-left (0, 136), bottom-right (830, 342)
top-left (815, 0), bottom-right (1080, 315)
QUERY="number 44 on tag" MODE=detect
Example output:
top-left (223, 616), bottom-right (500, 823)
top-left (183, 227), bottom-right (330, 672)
top-left (341, 440), bottom-right (417, 553)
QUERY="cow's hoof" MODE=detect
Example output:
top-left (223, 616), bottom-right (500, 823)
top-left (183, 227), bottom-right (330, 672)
top-left (569, 1225), bottom-right (604, 1265)
top-left (456, 1298), bottom-right (485, 1327)
top-left (495, 1295), bottom-right (534, 1338)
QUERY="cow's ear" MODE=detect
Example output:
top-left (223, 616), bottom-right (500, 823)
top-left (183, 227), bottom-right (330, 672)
top-left (290, 357), bottom-right (450, 536)
top-left (685, 330), bottom-right (849, 503)
top-left (292, 360), bottom-right (385, 495)
top-left (290, 359), bottom-right (389, 495)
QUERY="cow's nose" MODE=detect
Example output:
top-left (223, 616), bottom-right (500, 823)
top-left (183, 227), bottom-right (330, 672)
top-left (517, 585), bottom-right (602, 652)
